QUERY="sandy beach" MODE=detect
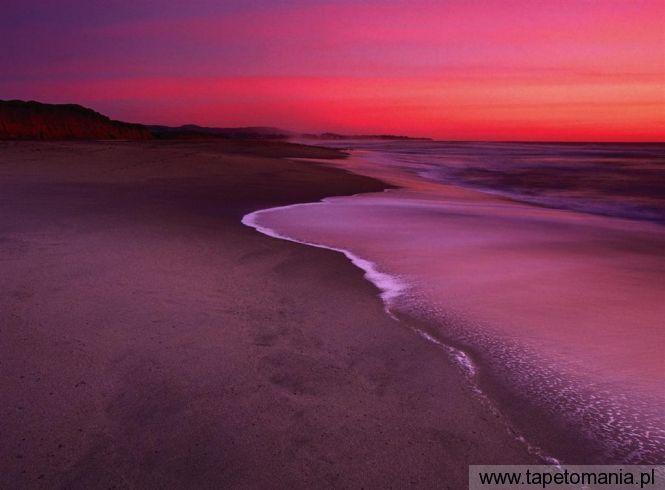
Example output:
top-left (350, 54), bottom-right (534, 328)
top-left (0, 140), bottom-right (538, 488)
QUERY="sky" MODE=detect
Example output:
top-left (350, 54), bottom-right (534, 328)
top-left (1, 0), bottom-right (664, 141)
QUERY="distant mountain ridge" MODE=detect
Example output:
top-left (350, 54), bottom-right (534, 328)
top-left (0, 100), bottom-right (151, 140)
top-left (300, 132), bottom-right (431, 141)
top-left (148, 124), bottom-right (293, 140)
top-left (149, 124), bottom-right (429, 141)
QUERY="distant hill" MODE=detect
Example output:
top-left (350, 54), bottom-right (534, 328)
top-left (149, 124), bottom-right (428, 141)
top-left (148, 124), bottom-right (293, 140)
top-left (300, 132), bottom-right (431, 141)
top-left (0, 100), bottom-right (152, 140)
top-left (0, 100), bottom-right (429, 142)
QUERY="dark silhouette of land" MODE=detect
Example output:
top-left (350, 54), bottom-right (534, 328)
top-left (0, 100), bottom-right (151, 140)
top-left (0, 100), bottom-right (429, 142)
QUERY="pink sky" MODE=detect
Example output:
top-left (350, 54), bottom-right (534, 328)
top-left (2, 0), bottom-right (664, 140)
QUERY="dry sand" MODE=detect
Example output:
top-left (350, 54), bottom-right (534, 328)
top-left (0, 140), bottom-right (537, 488)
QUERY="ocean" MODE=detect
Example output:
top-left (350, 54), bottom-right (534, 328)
top-left (318, 140), bottom-right (665, 223)
top-left (244, 141), bottom-right (665, 464)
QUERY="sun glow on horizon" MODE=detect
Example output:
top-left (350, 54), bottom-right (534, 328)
top-left (2, 0), bottom-right (663, 141)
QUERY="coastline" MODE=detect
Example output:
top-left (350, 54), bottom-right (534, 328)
top-left (241, 165), bottom-right (563, 466)
top-left (243, 204), bottom-right (561, 465)
top-left (0, 140), bottom-right (538, 488)
top-left (246, 150), bottom-right (665, 465)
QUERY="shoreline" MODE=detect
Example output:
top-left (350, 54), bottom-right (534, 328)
top-left (241, 176), bottom-right (563, 467)
top-left (246, 149), bottom-right (665, 465)
top-left (242, 203), bottom-right (408, 311)
top-left (0, 140), bottom-right (539, 488)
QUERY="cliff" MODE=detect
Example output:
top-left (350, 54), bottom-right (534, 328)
top-left (0, 100), bottom-right (152, 140)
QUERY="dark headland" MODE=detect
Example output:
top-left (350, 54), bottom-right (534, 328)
top-left (0, 100), bottom-right (152, 140)
top-left (0, 100), bottom-right (429, 142)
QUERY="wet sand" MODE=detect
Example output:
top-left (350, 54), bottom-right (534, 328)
top-left (250, 153), bottom-right (665, 464)
top-left (0, 140), bottom-right (537, 488)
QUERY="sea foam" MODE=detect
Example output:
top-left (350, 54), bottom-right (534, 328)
top-left (242, 203), bottom-right (406, 315)
top-left (241, 201), bottom-right (565, 466)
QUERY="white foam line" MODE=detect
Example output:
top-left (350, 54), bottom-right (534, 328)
top-left (413, 328), bottom-right (477, 377)
top-left (243, 204), bottom-right (484, 380)
top-left (242, 203), bottom-right (405, 318)
top-left (242, 202), bottom-right (561, 466)
top-left (244, 202), bottom-right (481, 372)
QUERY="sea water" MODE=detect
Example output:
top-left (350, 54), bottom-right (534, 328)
top-left (244, 141), bottom-right (665, 464)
